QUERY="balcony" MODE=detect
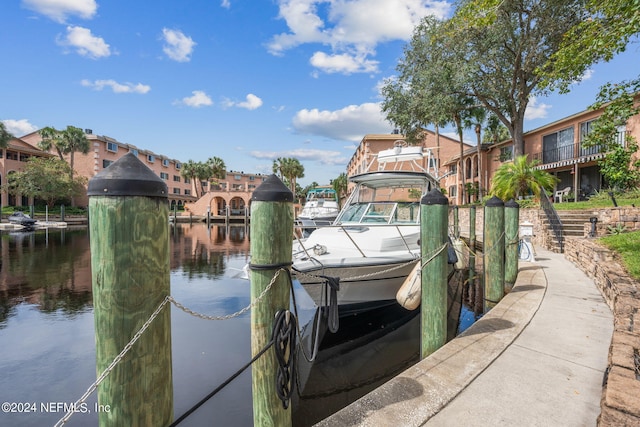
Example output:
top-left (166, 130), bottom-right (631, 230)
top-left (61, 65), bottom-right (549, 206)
top-left (531, 132), bottom-right (627, 169)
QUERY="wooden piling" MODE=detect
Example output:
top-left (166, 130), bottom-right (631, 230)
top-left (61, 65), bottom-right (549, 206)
top-left (504, 199), bottom-right (520, 292)
top-left (420, 189), bottom-right (449, 359)
top-left (60, 204), bottom-right (65, 222)
top-left (484, 196), bottom-right (505, 311)
top-left (250, 174), bottom-right (293, 427)
top-left (87, 153), bottom-right (173, 426)
top-left (468, 205), bottom-right (476, 288)
top-left (453, 205), bottom-right (459, 238)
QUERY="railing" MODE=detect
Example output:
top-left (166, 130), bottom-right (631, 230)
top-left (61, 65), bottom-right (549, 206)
top-left (531, 132), bottom-right (627, 166)
top-left (539, 188), bottom-right (564, 253)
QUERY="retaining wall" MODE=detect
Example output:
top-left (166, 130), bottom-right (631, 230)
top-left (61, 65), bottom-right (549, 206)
top-left (564, 237), bottom-right (640, 426)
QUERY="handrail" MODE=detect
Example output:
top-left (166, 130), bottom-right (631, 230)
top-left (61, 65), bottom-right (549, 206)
top-left (540, 188), bottom-right (564, 253)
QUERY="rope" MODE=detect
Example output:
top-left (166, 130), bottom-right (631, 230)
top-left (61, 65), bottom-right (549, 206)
top-left (170, 310), bottom-right (297, 425)
top-left (319, 276), bottom-right (340, 333)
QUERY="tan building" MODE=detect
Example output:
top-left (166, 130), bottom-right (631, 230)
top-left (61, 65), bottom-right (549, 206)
top-left (347, 131), bottom-right (473, 203)
top-left (477, 102), bottom-right (640, 203)
top-left (21, 129), bottom-right (197, 208)
top-left (0, 137), bottom-right (53, 207)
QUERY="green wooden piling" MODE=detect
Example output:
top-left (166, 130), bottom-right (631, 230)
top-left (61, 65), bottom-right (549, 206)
top-left (484, 196), bottom-right (505, 311)
top-left (87, 153), bottom-right (173, 426)
top-left (504, 199), bottom-right (520, 292)
top-left (61, 204), bottom-right (65, 222)
top-left (453, 205), bottom-right (459, 238)
top-left (30, 205), bottom-right (34, 219)
top-left (468, 205), bottom-right (476, 287)
top-left (250, 174), bottom-right (293, 427)
top-left (420, 189), bottom-right (449, 359)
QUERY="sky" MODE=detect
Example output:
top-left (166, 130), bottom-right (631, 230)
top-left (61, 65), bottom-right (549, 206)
top-left (2, 0), bottom-right (639, 187)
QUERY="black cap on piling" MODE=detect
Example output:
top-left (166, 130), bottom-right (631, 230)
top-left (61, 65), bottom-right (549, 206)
top-left (485, 195), bottom-right (504, 207)
top-left (421, 188), bottom-right (449, 205)
top-left (252, 174), bottom-right (293, 202)
top-left (87, 152), bottom-right (168, 198)
top-left (505, 199), bottom-right (519, 208)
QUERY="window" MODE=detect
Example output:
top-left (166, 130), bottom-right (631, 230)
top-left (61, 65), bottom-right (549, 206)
top-left (103, 160), bottom-right (114, 168)
top-left (173, 175), bottom-right (181, 182)
top-left (173, 188), bottom-right (181, 194)
top-left (107, 142), bottom-right (118, 153)
top-left (499, 146), bottom-right (513, 162)
top-left (184, 177), bottom-right (191, 184)
top-left (249, 176), bottom-right (255, 181)
top-left (129, 149), bottom-right (139, 157)
top-left (175, 162), bottom-right (181, 170)
top-left (428, 157), bottom-right (438, 170)
top-left (185, 189), bottom-right (191, 196)
top-left (162, 159), bottom-right (170, 167)
top-left (147, 154), bottom-right (155, 163)
top-left (448, 185), bottom-right (457, 197)
top-left (160, 172), bottom-right (169, 180)
top-left (542, 127), bottom-right (574, 163)
top-left (234, 175), bottom-right (241, 180)
top-left (449, 164), bottom-right (457, 174)
top-left (6, 151), bottom-right (18, 160)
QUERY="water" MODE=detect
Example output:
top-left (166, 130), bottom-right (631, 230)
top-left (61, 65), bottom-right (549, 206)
top-left (0, 223), bottom-right (477, 427)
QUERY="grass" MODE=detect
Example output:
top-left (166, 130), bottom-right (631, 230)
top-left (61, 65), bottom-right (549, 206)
top-left (599, 230), bottom-right (640, 280)
top-left (553, 189), bottom-right (640, 210)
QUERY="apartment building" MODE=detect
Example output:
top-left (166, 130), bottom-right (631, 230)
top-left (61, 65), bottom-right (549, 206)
top-left (0, 137), bottom-right (53, 207)
top-left (20, 129), bottom-right (196, 208)
top-left (346, 131), bottom-right (472, 197)
top-left (446, 101), bottom-right (640, 205)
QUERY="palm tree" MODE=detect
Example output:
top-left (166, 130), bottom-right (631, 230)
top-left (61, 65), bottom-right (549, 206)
top-left (490, 155), bottom-right (558, 201)
top-left (272, 157), bottom-right (304, 194)
top-left (463, 107), bottom-right (488, 200)
top-left (207, 156), bottom-right (226, 187)
top-left (0, 121), bottom-right (14, 148)
top-left (37, 126), bottom-right (90, 179)
top-left (181, 160), bottom-right (199, 197)
top-left (195, 161), bottom-right (213, 196)
top-left (331, 173), bottom-right (348, 207)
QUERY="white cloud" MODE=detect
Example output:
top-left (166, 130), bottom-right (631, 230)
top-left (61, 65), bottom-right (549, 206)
top-left (292, 102), bottom-right (392, 141)
top-left (22, 0), bottom-right (97, 23)
top-left (249, 148), bottom-right (348, 166)
top-left (267, 0), bottom-right (451, 74)
top-left (221, 0), bottom-right (231, 8)
top-left (310, 51), bottom-right (378, 74)
top-left (81, 79), bottom-right (151, 94)
top-left (58, 26), bottom-right (111, 59)
top-left (222, 94), bottom-right (263, 110)
top-left (1, 119), bottom-right (39, 137)
top-left (175, 90), bottom-right (213, 108)
top-left (161, 28), bottom-right (196, 62)
top-left (525, 97), bottom-right (551, 120)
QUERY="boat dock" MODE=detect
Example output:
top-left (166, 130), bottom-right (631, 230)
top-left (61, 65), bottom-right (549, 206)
top-left (316, 247), bottom-right (635, 426)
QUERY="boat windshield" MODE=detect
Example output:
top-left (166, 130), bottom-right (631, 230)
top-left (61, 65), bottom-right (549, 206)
top-left (337, 181), bottom-right (423, 224)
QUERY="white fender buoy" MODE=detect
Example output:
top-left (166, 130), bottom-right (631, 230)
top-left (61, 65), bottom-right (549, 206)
top-left (453, 238), bottom-right (466, 270)
top-left (396, 262), bottom-right (421, 310)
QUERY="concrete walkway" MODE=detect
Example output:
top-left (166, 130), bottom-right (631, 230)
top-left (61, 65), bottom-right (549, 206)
top-left (317, 247), bottom-right (614, 427)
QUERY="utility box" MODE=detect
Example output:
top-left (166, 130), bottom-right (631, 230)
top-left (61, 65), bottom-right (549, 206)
top-left (519, 221), bottom-right (535, 262)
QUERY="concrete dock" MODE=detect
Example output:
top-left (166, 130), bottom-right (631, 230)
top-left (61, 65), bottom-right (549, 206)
top-left (316, 247), bottom-right (615, 426)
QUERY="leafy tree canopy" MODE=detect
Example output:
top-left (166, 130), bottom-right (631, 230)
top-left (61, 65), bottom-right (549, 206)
top-left (0, 121), bottom-right (13, 148)
top-left (3, 157), bottom-right (87, 207)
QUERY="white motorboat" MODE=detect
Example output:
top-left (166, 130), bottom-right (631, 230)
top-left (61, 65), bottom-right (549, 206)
top-left (292, 141), bottom-right (447, 308)
top-left (296, 187), bottom-right (340, 232)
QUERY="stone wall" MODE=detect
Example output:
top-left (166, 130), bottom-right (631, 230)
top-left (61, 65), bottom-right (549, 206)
top-left (584, 207), bottom-right (640, 237)
top-left (564, 237), bottom-right (640, 426)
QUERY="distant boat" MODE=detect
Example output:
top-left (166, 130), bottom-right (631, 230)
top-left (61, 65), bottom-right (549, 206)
top-left (296, 187), bottom-right (340, 233)
top-left (8, 212), bottom-right (37, 228)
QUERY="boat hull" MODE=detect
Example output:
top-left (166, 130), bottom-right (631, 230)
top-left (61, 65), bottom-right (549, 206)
top-left (294, 257), bottom-right (419, 306)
